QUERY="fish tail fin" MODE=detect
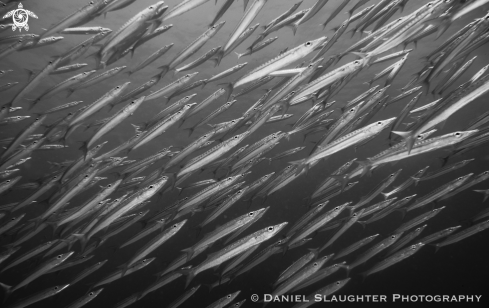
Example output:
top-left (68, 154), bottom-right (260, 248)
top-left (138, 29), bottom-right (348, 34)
top-left (213, 50), bottom-right (225, 67)
top-left (181, 248), bottom-right (194, 262)
top-left (421, 79), bottom-right (431, 96)
top-left (72, 233), bottom-right (88, 252)
top-left (217, 82), bottom-right (234, 103)
top-left (355, 160), bottom-right (372, 177)
top-left (473, 190), bottom-right (489, 202)
top-left (411, 176), bottom-right (421, 186)
top-left (396, 208), bottom-right (407, 220)
top-left (201, 80), bottom-right (208, 89)
top-left (183, 127), bottom-right (195, 137)
top-left (66, 88), bottom-right (76, 98)
top-left (330, 175), bottom-right (348, 193)
top-left (176, 267), bottom-right (195, 288)
top-left (434, 19), bottom-right (450, 40)
top-left (0, 282), bottom-right (12, 303)
top-left (234, 52), bottom-right (243, 59)
top-left (351, 51), bottom-right (372, 67)
top-left (157, 65), bottom-right (170, 79)
top-left (433, 244), bottom-right (441, 253)
top-left (78, 141), bottom-right (89, 160)
top-left (438, 155), bottom-right (450, 167)
top-left (287, 22), bottom-right (299, 36)
top-left (357, 220), bottom-right (367, 229)
top-left (391, 130), bottom-right (415, 154)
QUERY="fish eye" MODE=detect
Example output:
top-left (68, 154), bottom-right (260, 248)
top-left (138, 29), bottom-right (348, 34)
top-left (455, 132), bottom-right (461, 137)
top-left (268, 226), bottom-right (274, 231)
top-left (313, 262), bottom-right (318, 267)
top-left (149, 185), bottom-right (154, 188)
top-left (54, 286), bottom-right (59, 290)
top-left (173, 224), bottom-right (177, 228)
top-left (335, 206), bottom-right (340, 210)
top-left (57, 255), bottom-right (62, 259)
top-left (227, 295), bottom-right (232, 298)
top-left (248, 212), bottom-right (254, 216)
top-left (391, 235), bottom-right (396, 239)
top-left (336, 281), bottom-right (341, 285)
top-left (305, 41), bottom-right (312, 46)
top-left (377, 121), bottom-right (382, 125)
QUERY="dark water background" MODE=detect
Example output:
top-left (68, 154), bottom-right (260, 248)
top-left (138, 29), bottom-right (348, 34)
top-left (1, 0), bottom-right (489, 307)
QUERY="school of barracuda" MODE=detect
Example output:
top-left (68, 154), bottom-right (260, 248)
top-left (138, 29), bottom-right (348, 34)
top-left (0, 0), bottom-right (489, 307)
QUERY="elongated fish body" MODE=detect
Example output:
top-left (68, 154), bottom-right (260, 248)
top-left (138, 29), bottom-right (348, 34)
top-left (206, 291), bottom-right (240, 308)
top-left (167, 285), bottom-right (201, 308)
top-left (126, 220), bottom-right (187, 269)
top-left (363, 243), bottom-right (424, 277)
top-left (292, 58), bottom-right (367, 103)
top-left (1, 251), bottom-right (73, 295)
top-left (304, 117), bottom-right (396, 167)
top-left (418, 226), bottom-right (461, 245)
top-left (362, 130), bottom-right (478, 171)
top-left (1, 240), bottom-right (58, 273)
top-left (185, 88), bottom-right (226, 120)
top-left (176, 46), bottom-right (221, 72)
top-left (274, 250), bottom-right (318, 287)
top-left (261, 59), bottom-right (322, 112)
top-left (9, 58), bottom-right (62, 107)
top-left (0, 137), bottom-right (47, 173)
top-left (5, 284), bottom-right (70, 308)
top-left (163, 0), bottom-right (212, 21)
top-left (291, 0), bottom-right (330, 34)
top-left (35, 71), bottom-right (96, 105)
top-left (86, 96), bottom-right (144, 149)
top-left (222, 23), bottom-right (260, 59)
top-left (270, 255), bottom-right (330, 299)
top-left (184, 222), bottom-right (287, 286)
top-left (1, 115), bottom-right (47, 162)
top-left (92, 258), bottom-right (155, 288)
top-left (349, 232), bottom-right (403, 269)
top-left (40, 1), bottom-right (107, 39)
top-left (178, 131), bottom-right (249, 178)
top-left (396, 207), bottom-right (445, 234)
top-left (162, 21), bottom-right (225, 74)
top-left (289, 203), bottom-right (348, 247)
top-left (219, 0), bottom-right (268, 62)
top-left (164, 130), bottom-right (216, 171)
top-left (132, 104), bottom-right (193, 151)
top-left (184, 207), bottom-right (268, 261)
top-left (100, 3), bottom-right (165, 56)
top-left (145, 72), bottom-right (199, 102)
top-left (233, 37), bottom-right (326, 90)
top-left (407, 174), bottom-right (472, 211)
top-left (69, 82), bottom-right (130, 127)
top-left (42, 169), bottom-right (99, 221)
top-left (79, 176), bottom-right (169, 248)
top-left (205, 63), bottom-right (248, 86)
top-left (126, 44), bottom-right (173, 75)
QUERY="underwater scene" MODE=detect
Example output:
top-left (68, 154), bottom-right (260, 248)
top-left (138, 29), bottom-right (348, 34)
top-left (1, 0), bottom-right (489, 307)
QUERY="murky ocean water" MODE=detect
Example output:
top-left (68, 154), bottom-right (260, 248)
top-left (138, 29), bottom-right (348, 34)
top-left (1, 0), bottom-right (489, 307)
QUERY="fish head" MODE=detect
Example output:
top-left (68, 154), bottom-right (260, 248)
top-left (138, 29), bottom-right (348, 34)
top-left (306, 36), bottom-right (328, 51)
